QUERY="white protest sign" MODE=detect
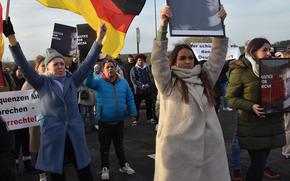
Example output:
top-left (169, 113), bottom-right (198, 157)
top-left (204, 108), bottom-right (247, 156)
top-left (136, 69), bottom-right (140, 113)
top-left (0, 90), bottom-right (40, 130)
top-left (191, 42), bottom-right (241, 61)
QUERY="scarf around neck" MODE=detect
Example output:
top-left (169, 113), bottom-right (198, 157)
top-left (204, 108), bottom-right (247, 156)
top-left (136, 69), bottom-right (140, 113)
top-left (245, 53), bottom-right (259, 77)
top-left (46, 72), bottom-right (67, 92)
top-left (171, 64), bottom-right (206, 112)
top-left (171, 64), bottom-right (202, 85)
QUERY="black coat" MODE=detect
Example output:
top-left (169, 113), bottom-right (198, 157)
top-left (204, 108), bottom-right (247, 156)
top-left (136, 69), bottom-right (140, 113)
top-left (0, 117), bottom-right (17, 181)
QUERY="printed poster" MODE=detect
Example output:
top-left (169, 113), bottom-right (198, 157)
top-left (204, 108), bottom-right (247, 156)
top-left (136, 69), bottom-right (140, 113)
top-left (0, 90), bottom-right (41, 130)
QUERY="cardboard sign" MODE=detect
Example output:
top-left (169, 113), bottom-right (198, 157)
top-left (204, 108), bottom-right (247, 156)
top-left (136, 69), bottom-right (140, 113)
top-left (260, 58), bottom-right (290, 113)
top-left (77, 24), bottom-right (96, 62)
top-left (191, 42), bottom-right (241, 61)
top-left (51, 23), bottom-right (77, 57)
top-left (0, 90), bottom-right (41, 130)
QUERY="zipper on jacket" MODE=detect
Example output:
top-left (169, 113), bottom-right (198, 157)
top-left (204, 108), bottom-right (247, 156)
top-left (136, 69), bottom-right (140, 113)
top-left (113, 84), bottom-right (119, 120)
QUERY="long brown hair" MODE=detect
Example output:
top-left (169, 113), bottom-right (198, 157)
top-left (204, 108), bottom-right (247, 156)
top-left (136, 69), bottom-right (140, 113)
top-left (34, 55), bottom-right (45, 71)
top-left (246, 38), bottom-right (270, 60)
top-left (169, 44), bottom-right (215, 106)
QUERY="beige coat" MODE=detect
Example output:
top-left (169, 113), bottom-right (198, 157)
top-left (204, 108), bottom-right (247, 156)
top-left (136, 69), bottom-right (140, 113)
top-left (151, 38), bottom-right (230, 181)
top-left (283, 113), bottom-right (290, 158)
top-left (21, 81), bottom-right (40, 153)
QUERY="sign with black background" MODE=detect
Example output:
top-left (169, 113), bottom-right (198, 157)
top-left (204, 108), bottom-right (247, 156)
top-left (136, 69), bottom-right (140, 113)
top-left (51, 23), bottom-right (77, 57)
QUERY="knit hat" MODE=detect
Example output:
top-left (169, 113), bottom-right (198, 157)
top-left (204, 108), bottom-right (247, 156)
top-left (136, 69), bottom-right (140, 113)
top-left (44, 48), bottom-right (64, 67)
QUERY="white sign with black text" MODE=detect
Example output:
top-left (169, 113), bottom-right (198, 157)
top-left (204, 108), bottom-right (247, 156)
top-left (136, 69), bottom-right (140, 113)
top-left (0, 90), bottom-right (41, 130)
top-left (191, 42), bottom-right (241, 61)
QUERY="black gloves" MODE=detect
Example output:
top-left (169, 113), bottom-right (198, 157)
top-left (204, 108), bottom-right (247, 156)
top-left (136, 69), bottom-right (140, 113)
top-left (3, 17), bottom-right (15, 37)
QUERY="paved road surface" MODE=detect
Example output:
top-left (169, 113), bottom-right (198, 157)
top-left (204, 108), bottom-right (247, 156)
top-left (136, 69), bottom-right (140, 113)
top-left (18, 110), bottom-right (290, 181)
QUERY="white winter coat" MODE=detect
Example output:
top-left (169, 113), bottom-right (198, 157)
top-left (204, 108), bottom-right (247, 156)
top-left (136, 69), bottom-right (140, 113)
top-left (151, 37), bottom-right (230, 181)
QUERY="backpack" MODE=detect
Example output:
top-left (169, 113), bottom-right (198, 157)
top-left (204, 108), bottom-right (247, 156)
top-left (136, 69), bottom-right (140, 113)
top-left (80, 89), bottom-right (90, 100)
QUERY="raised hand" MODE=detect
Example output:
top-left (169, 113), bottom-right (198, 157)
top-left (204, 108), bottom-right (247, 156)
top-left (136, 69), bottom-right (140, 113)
top-left (2, 17), bottom-right (15, 37)
top-left (160, 5), bottom-right (172, 27)
top-left (218, 5), bottom-right (227, 20)
top-left (96, 24), bottom-right (107, 44)
top-left (3, 17), bottom-right (17, 46)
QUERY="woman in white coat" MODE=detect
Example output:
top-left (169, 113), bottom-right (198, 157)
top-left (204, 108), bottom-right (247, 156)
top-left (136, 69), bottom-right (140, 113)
top-left (151, 6), bottom-right (230, 181)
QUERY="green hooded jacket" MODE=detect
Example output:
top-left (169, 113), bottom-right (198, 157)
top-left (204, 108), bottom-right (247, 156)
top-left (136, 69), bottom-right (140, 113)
top-left (226, 57), bottom-right (285, 150)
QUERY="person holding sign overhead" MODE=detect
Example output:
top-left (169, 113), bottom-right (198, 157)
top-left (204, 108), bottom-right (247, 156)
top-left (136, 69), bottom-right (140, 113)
top-left (3, 17), bottom-right (107, 181)
top-left (150, 5), bottom-right (230, 181)
top-left (226, 38), bottom-right (286, 181)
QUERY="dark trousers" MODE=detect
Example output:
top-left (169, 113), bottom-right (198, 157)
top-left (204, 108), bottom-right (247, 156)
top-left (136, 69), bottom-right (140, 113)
top-left (14, 128), bottom-right (31, 158)
top-left (134, 93), bottom-right (153, 121)
top-left (99, 122), bottom-right (126, 168)
top-left (246, 148), bottom-right (271, 181)
top-left (0, 117), bottom-right (17, 181)
top-left (50, 136), bottom-right (93, 181)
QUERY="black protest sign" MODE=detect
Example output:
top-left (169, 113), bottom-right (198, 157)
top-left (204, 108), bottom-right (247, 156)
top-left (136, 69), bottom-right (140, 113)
top-left (77, 24), bottom-right (96, 62)
top-left (51, 23), bottom-right (77, 57)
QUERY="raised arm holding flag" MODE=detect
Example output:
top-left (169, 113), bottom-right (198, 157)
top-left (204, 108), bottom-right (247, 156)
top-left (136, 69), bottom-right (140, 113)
top-left (3, 16), bottom-right (107, 180)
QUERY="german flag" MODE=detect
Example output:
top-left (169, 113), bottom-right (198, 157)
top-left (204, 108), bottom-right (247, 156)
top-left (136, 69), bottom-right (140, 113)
top-left (36, 0), bottom-right (146, 58)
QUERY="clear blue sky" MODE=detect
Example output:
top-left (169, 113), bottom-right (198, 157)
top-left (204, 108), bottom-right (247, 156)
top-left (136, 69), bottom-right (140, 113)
top-left (2, 0), bottom-right (290, 61)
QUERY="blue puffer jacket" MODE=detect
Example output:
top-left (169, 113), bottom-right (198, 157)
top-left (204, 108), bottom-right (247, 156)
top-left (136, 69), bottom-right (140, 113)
top-left (84, 71), bottom-right (137, 122)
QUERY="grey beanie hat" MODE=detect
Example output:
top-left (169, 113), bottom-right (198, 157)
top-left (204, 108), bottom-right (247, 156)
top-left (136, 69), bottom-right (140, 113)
top-left (44, 48), bottom-right (64, 66)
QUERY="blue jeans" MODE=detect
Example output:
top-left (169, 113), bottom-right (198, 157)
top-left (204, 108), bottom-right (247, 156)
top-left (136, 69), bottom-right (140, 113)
top-left (222, 82), bottom-right (229, 108)
top-left (232, 110), bottom-right (242, 169)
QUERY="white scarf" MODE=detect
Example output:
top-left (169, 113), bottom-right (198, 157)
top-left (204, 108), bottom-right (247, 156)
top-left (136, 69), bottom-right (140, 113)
top-left (245, 53), bottom-right (259, 77)
top-left (171, 64), bottom-right (207, 112)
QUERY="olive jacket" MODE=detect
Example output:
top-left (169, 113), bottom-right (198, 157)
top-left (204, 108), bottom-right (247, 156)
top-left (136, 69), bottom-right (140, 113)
top-left (226, 57), bottom-right (286, 150)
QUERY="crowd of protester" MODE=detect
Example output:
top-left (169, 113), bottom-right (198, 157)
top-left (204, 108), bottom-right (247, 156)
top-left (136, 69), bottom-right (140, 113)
top-left (0, 4), bottom-right (290, 181)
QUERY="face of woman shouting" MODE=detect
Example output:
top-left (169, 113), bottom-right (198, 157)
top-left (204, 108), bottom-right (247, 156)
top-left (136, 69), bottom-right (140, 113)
top-left (46, 58), bottom-right (66, 76)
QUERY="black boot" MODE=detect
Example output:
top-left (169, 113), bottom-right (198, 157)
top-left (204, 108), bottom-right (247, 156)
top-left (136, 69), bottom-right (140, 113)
top-left (24, 160), bottom-right (36, 173)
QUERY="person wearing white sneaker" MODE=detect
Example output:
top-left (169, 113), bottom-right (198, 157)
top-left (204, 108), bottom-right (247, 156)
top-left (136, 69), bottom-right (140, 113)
top-left (147, 118), bottom-right (156, 124)
top-left (101, 167), bottom-right (109, 180)
top-left (130, 54), bottom-right (155, 124)
top-left (85, 59), bottom-right (137, 179)
top-left (39, 172), bottom-right (47, 181)
top-left (119, 163), bottom-right (135, 175)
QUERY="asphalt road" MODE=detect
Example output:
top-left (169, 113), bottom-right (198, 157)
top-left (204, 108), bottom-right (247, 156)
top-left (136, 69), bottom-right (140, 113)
top-left (18, 110), bottom-right (290, 181)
